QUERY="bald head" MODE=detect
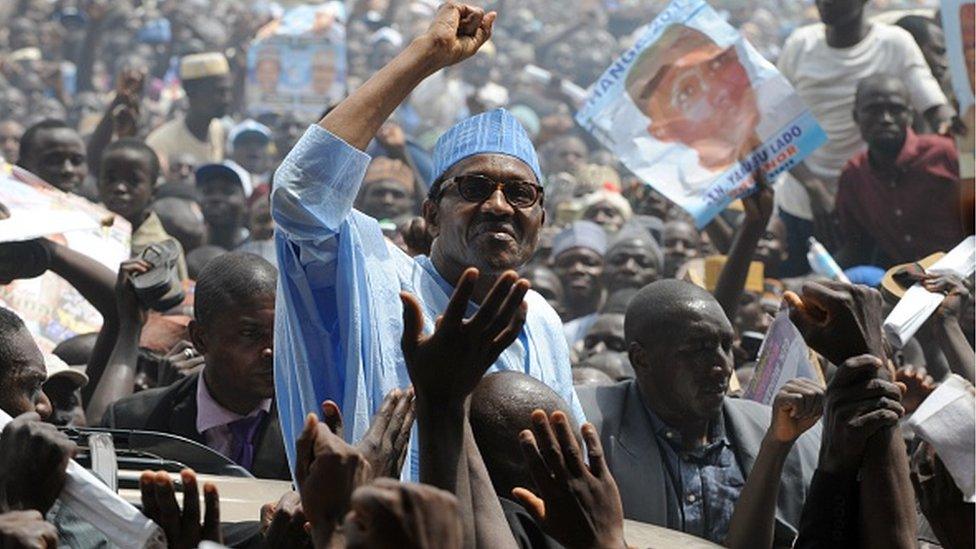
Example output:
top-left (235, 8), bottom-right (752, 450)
top-left (470, 372), bottom-right (576, 497)
top-left (625, 279), bottom-right (726, 347)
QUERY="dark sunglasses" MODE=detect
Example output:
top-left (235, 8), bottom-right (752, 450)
top-left (437, 174), bottom-right (543, 208)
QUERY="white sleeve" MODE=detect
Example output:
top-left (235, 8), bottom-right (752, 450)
top-left (777, 32), bottom-right (800, 83)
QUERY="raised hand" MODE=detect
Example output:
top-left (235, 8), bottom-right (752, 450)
top-left (922, 273), bottom-right (971, 322)
top-left (139, 469), bottom-right (221, 549)
top-left (0, 412), bottom-right (75, 514)
top-left (784, 281), bottom-right (885, 366)
top-left (512, 411), bottom-right (626, 549)
top-left (400, 268), bottom-right (528, 405)
top-left (259, 491), bottom-right (311, 549)
top-left (294, 413), bottom-right (370, 543)
top-left (818, 355), bottom-right (905, 475)
top-left (421, 3), bottom-right (496, 69)
top-left (894, 365), bottom-right (936, 414)
top-left (742, 170), bottom-right (774, 228)
top-left (768, 378), bottom-right (824, 444)
top-left (399, 217), bottom-right (432, 257)
top-left (321, 387), bottom-right (415, 480)
top-left (116, 258), bottom-right (152, 326)
top-left (0, 510), bottom-right (58, 549)
top-left (343, 478), bottom-right (463, 549)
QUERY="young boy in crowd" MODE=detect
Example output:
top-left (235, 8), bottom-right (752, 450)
top-left (98, 138), bottom-right (187, 279)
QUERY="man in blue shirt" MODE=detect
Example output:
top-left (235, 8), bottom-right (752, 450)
top-left (271, 3), bottom-right (584, 476)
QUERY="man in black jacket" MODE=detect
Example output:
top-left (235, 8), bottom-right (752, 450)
top-left (102, 252), bottom-right (288, 480)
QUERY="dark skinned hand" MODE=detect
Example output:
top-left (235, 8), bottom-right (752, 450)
top-left (157, 341), bottom-right (205, 387)
top-left (0, 510), bottom-right (58, 549)
top-left (400, 217), bottom-right (432, 257)
top-left (0, 412), bottom-right (75, 514)
top-left (294, 413), bottom-right (370, 538)
top-left (742, 169), bottom-right (774, 228)
top-left (400, 268), bottom-right (528, 405)
top-left (343, 478), bottom-right (463, 549)
top-left (423, 3), bottom-right (496, 69)
top-left (116, 258), bottom-right (152, 326)
top-left (139, 469), bottom-right (221, 549)
top-left (259, 491), bottom-right (311, 549)
top-left (768, 378), bottom-right (824, 444)
top-left (911, 441), bottom-right (975, 549)
top-left (512, 411), bottom-right (626, 549)
top-left (0, 240), bottom-right (51, 285)
top-left (321, 387), bottom-right (415, 481)
top-left (784, 281), bottom-right (885, 367)
top-left (818, 355), bottom-right (905, 475)
top-left (922, 273), bottom-right (971, 322)
top-left (894, 365), bottom-right (936, 414)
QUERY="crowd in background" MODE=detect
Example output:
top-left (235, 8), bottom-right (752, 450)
top-left (0, 0), bottom-right (973, 548)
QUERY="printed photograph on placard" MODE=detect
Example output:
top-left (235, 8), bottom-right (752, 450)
top-left (577, 0), bottom-right (827, 227)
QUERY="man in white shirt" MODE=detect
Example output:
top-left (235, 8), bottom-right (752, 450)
top-left (774, 0), bottom-right (953, 275)
top-left (146, 53), bottom-right (231, 172)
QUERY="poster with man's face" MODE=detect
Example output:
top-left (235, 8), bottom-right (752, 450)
top-left (576, 0), bottom-right (827, 227)
top-left (245, 2), bottom-right (348, 117)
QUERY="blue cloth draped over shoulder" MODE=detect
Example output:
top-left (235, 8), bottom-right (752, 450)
top-left (271, 125), bottom-right (585, 479)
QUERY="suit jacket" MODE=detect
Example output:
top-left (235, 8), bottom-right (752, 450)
top-left (100, 373), bottom-right (291, 480)
top-left (578, 379), bottom-right (821, 547)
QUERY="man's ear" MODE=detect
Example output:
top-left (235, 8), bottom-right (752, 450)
top-left (188, 320), bottom-right (208, 355)
top-left (422, 199), bottom-right (440, 238)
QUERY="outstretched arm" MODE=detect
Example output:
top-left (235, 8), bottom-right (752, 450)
top-left (713, 171), bottom-right (773, 321)
top-left (87, 260), bottom-right (150, 425)
top-left (401, 268), bottom-right (528, 548)
top-left (319, 3), bottom-right (494, 150)
top-left (726, 379), bottom-right (824, 549)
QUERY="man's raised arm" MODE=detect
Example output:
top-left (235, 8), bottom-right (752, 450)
top-left (271, 2), bottom-right (495, 244)
top-left (320, 3), bottom-right (495, 150)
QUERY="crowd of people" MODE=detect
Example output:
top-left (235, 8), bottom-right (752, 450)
top-left (0, 0), bottom-right (973, 548)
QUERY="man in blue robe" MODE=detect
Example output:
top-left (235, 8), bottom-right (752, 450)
top-left (271, 3), bottom-right (584, 476)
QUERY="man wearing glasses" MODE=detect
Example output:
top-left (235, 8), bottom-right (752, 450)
top-left (270, 3), bottom-right (584, 475)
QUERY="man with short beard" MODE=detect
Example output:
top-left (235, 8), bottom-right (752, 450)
top-left (835, 75), bottom-right (964, 268)
top-left (272, 3), bottom-right (584, 474)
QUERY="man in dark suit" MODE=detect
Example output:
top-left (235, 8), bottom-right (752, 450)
top-left (102, 252), bottom-right (289, 480)
top-left (577, 280), bottom-right (820, 546)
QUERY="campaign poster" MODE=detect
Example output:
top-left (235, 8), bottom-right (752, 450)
top-left (246, 2), bottom-right (347, 118)
top-left (0, 164), bottom-right (130, 351)
top-left (576, 0), bottom-right (827, 227)
top-left (742, 310), bottom-right (822, 405)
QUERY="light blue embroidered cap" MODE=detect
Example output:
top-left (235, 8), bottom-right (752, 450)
top-left (431, 108), bottom-right (542, 184)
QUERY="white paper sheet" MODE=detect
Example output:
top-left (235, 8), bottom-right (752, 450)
top-left (906, 374), bottom-right (976, 502)
top-left (0, 410), bottom-right (166, 548)
top-left (883, 236), bottom-right (976, 348)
